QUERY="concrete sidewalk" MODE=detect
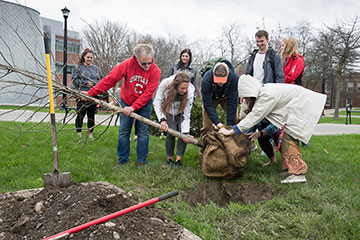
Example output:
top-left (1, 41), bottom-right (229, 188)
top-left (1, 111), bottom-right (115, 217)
top-left (1, 109), bottom-right (360, 135)
top-left (0, 109), bottom-right (117, 127)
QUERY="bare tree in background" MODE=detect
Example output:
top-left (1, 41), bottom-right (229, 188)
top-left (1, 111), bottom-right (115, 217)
top-left (218, 22), bottom-right (248, 68)
top-left (320, 17), bottom-right (360, 119)
top-left (82, 20), bottom-right (131, 76)
top-left (269, 23), bottom-right (287, 52)
top-left (138, 34), bottom-right (186, 80)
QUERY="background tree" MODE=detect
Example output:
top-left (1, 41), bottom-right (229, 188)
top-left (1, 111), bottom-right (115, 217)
top-left (82, 20), bottom-right (131, 76)
top-left (320, 17), bottom-right (360, 119)
top-left (218, 22), bottom-right (248, 69)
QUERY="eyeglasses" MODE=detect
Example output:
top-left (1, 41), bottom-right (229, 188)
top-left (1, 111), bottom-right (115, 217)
top-left (140, 61), bottom-right (152, 66)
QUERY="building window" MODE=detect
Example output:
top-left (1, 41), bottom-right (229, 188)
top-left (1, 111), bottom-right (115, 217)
top-left (347, 82), bottom-right (353, 92)
top-left (325, 81), bottom-right (331, 92)
top-left (55, 39), bottom-right (80, 54)
top-left (357, 83), bottom-right (360, 92)
top-left (55, 63), bottom-right (75, 74)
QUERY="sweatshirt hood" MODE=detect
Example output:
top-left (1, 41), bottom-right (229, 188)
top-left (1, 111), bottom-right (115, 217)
top-left (238, 74), bottom-right (262, 98)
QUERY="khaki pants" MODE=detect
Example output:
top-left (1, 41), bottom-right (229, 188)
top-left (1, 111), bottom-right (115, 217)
top-left (201, 97), bottom-right (239, 132)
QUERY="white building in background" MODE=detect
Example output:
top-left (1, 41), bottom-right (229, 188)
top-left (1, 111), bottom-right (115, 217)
top-left (0, 0), bottom-right (81, 107)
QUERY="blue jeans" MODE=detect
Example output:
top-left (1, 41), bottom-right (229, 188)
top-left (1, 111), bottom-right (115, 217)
top-left (117, 98), bottom-right (152, 164)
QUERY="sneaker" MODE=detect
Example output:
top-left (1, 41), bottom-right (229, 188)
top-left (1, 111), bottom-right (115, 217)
top-left (281, 174), bottom-right (306, 183)
top-left (77, 132), bottom-right (82, 137)
top-left (174, 160), bottom-right (183, 168)
top-left (117, 161), bottom-right (128, 167)
top-left (137, 162), bottom-right (147, 168)
top-left (89, 133), bottom-right (94, 139)
top-left (166, 159), bottom-right (174, 166)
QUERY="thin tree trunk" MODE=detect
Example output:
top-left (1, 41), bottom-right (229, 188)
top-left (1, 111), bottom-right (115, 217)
top-left (333, 74), bottom-right (342, 120)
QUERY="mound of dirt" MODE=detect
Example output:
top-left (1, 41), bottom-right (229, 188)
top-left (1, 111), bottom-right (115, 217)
top-left (184, 181), bottom-right (284, 208)
top-left (0, 182), bottom-right (194, 240)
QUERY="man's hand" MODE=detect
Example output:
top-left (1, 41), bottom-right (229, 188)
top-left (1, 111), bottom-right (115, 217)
top-left (218, 128), bottom-right (235, 136)
top-left (160, 121), bottom-right (168, 132)
top-left (80, 91), bottom-right (89, 101)
top-left (216, 123), bottom-right (224, 129)
top-left (122, 106), bottom-right (134, 116)
top-left (247, 131), bottom-right (261, 142)
top-left (183, 135), bottom-right (194, 144)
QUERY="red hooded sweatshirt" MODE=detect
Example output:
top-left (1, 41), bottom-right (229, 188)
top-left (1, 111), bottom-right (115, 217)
top-left (284, 53), bottom-right (305, 85)
top-left (88, 55), bottom-right (160, 110)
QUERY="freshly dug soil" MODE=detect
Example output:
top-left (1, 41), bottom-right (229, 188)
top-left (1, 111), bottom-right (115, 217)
top-left (0, 180), bottom-right (284, 240)
top-left (184, 181), bottom-right (284, 208)
top-left (0, 182), bottom-right (184, 240)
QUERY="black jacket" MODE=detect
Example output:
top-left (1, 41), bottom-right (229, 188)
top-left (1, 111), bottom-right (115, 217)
top-left (201, 60), bottom-right (239, 126)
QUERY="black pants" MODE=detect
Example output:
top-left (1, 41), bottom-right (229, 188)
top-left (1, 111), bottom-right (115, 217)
top-left (75, 100), bottom-right (97, 133)
top-left (258, 120), bottom-right (280, 159)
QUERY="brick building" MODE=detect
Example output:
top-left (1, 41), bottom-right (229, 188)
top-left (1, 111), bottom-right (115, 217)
top-left (312, 74), bottom-right (360, 108)
top-left (41, 17), bottom-right (81, 107)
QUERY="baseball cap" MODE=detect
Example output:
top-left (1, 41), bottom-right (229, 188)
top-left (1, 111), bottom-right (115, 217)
top-left (213, 62), bottom-right (229, 84)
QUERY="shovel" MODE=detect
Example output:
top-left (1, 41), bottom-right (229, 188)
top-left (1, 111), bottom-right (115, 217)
top-left (42, 34), bottom-right (71, 188)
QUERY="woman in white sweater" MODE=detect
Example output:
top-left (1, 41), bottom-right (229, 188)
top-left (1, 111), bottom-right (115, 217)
top-left (154, 72), bottom-right (195, 167)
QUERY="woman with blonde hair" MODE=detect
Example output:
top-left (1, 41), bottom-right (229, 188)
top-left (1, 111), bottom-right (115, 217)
top-left (154, 72), bottom-right (195, 167)
top-left (280, 37), bottom-right (305, 85)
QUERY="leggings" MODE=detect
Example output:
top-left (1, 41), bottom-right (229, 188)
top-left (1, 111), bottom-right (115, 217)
top-left (165, 114), bottom-right (187, 157)
top-left (75, 100), bottom-right (97, 133)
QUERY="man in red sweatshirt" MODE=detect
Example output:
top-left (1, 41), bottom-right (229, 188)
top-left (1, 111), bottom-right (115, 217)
top-left (86, 43), bottom-right (161, 167)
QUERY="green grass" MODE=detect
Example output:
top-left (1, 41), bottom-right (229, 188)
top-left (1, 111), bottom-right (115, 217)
top-left (1, 121), bottom-right (360, 239)
top-left (339, 108), bottom-right (360, 116)
top-left (319, 116), bottom-right (360, 124)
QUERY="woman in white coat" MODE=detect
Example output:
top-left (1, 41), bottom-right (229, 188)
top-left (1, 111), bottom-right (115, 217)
top-left (219, 75), bottom-right (326, 183)
top-left (154, 72), bottom-right (195, 167)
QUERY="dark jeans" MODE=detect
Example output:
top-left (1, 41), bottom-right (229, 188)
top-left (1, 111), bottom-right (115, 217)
top-left (117, 98), bottom-right (152, 164)
top-left (75, 100), bottom-right (97, 133)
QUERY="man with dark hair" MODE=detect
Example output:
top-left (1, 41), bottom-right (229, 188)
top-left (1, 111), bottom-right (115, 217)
top-left (243, 30), bottom-right (284, 161)
top-left (201, 60), bottom-right (239, 132)
top-left (246, 30), bottom-right (284, 83)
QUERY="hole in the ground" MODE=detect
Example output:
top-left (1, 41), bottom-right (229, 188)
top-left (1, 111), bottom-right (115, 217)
top-left (183, 181), bottom-right (285, 207)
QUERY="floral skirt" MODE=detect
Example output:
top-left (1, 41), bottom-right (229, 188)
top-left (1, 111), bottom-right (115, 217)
top-left (280, 133), bottom-right (308, 175)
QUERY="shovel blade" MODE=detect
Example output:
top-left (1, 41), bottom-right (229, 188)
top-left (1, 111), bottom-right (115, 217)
top-left (43, 170), bottom-right (71, 188)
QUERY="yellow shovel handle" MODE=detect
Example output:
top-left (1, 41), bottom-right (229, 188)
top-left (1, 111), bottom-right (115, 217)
top-left (45, 53), bottom-right (55, 114)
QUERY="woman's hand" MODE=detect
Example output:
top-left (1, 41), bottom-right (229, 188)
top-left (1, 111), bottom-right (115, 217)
top-left (87, 81), bottom-right (94, 87)
top-left (160, 121), bottom-right (168, 132)
top-left (183, 135), bottom-right (194, 144)
top-left (218, 128), bottom-right (235, 136)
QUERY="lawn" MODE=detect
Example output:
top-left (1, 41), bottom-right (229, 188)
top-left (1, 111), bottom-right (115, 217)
top-left (338, 108), bottom-right (360, 116)
top-left (1, 121), bottom-right (359, 239)
top-left (319, 116), bottom-right (360, 124)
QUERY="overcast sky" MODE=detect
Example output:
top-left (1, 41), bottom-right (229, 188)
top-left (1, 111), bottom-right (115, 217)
top-left (7, 0), bottom-right (360, 41)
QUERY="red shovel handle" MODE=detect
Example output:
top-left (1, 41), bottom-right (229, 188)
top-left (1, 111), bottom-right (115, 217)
top-left (44, 190), bottom-right (179, 240)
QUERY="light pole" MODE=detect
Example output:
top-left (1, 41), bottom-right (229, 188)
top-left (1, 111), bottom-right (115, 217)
top-left (320, 52), bottom-right (327, 94)
top-left (61, 6), bottom-right (70, 109)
